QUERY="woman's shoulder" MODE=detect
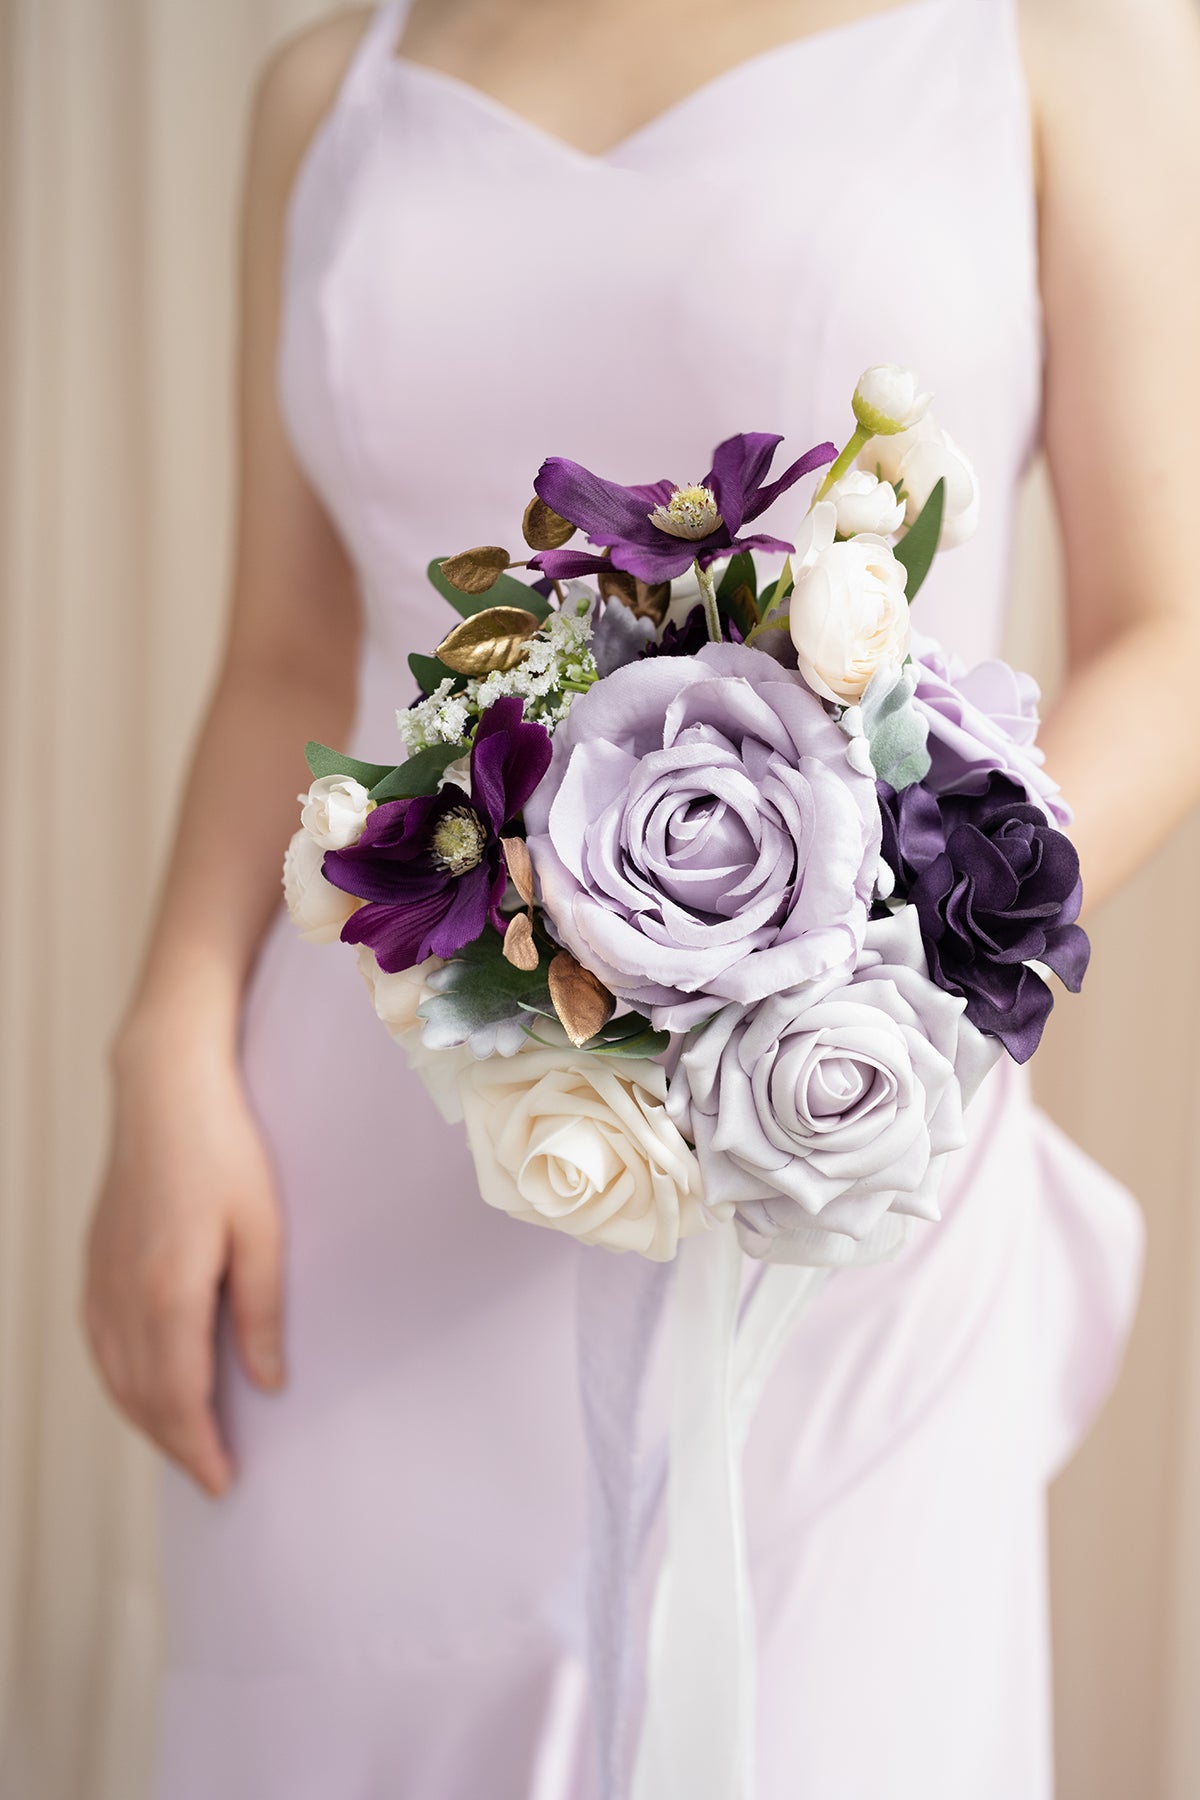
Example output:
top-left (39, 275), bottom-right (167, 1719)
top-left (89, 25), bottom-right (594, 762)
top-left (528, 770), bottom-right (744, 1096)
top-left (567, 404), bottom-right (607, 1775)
top-left (247, 7), bottom-right (377, 208)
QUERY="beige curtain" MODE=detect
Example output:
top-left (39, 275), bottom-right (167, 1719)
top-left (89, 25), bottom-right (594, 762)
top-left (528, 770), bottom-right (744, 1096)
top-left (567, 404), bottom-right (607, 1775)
top-left (0, 4), bottom-right (1196, 1797)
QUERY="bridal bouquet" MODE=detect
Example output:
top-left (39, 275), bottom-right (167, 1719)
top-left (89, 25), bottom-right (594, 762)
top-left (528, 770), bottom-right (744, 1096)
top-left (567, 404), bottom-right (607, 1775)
top-left (284, 365), bottom-right (1088, 1271)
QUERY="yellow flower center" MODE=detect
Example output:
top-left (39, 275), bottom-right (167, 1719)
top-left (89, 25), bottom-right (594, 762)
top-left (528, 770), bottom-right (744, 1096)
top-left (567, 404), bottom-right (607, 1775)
top-left (431, 806), bottom-right (487, 876)
top-left (648, 484), bottom-right (723, 541)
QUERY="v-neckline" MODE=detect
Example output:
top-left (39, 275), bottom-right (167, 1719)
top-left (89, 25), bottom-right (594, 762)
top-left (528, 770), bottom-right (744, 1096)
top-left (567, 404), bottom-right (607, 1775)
top-left (387, 0), bottom-right (948, 168)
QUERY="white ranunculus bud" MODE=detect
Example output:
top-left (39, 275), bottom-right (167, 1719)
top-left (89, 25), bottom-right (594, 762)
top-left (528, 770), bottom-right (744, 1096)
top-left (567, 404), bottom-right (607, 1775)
top-left (282, 828), bottom-right (361, 943)
top-left (299, 774), bottom-right (374, 850)
top-left (825, 468), bottom-right (906, 539)
top-left (355, 944), bottom-right (440, 1041)
top-left (852, 364), bottom-right (932, 437)
top-left (790, 503), bottom-right (911, 705)
top-left (859, 418), bottom-right (980, 550)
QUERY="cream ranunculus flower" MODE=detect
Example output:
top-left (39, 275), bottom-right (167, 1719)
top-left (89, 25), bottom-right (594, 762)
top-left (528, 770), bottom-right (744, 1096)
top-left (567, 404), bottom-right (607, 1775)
top-left (789, 502), bottom-right (911, 705)
top-left (860, 416), bottom-right (980, 550)
top-left (458, 1045), bottom-right (707, 1260)
top-left (299, 774), bottom-right (374, 850)
top-left (282, 828), bottom-right (362, 943)
top-left (355, 944), bottom-right (440, 1040)
top-left (852, 364), bottom-right (932, 437)
top-left (825, 468), bottom-right (906, 538)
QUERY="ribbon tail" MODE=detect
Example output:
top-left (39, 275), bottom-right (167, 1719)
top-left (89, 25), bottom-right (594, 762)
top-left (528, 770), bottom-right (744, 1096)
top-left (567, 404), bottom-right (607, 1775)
top-left (578, 1247), bottom-right (673, 1800)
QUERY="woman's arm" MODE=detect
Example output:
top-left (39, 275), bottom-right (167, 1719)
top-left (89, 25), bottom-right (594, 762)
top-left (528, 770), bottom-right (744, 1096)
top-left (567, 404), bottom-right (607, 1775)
top-left (1022, 0), bottom-right (1200, 907)
top-left (85, 11), bottom-right (372, 1496)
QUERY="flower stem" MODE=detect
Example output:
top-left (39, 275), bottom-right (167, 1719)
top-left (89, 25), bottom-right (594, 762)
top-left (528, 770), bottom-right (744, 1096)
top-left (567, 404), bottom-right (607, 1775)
top-left (695, 560), bottom-right (722, 644)
top-left (813, 422), bottom-right (872, 506)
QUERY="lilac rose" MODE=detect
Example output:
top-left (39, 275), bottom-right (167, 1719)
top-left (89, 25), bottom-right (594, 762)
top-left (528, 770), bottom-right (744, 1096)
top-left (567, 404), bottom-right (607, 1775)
top-left (523, 643), bottom-right (880, 1032)
top-left (666, 908), bottom-right (999, 1265)
top-left (911, 633), bottom-right (1070, 826)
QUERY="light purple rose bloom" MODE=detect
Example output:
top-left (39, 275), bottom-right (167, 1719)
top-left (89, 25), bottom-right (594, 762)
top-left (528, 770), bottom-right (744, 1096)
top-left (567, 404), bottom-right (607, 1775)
top-left (666, 909), bottom-right (999, 1265)
top-left (524, 643), bottom-right (880, 1032)
top-left (911, 633), bottom-right (1070, 826)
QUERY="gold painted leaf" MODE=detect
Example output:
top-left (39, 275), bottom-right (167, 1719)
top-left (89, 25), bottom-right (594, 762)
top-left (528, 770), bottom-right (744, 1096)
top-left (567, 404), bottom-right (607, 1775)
top-left (548, 951), bottom-right (616, 1048)
top-left (502, 910), bottom-right (540, 972)
top-left (522, 497), bottom-right (576, 552)
top-left (501, 835), bottom-right (535, 906)
top-left (435, 606), bottom-right (541, 676)
top-left (438, 546), bottom-right (512, 595)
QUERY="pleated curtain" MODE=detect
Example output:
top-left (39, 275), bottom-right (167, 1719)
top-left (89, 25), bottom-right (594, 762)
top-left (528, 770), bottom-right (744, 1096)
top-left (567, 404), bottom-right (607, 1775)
top-left (1, 3), bottom-right (1198, 1796)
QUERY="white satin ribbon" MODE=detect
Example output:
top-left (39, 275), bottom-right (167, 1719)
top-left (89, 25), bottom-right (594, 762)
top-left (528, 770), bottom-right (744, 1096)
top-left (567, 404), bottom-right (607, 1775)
top-left (579, 1226), bottom-right (834, 1800)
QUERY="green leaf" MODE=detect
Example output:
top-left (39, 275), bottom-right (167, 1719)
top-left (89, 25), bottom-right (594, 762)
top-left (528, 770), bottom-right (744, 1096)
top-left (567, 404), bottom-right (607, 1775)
top-left (418, 930), bottom-right (551, 1052)
top-left (894, 478), bottom-right (945, 605)
top-left (426, 558), bottom-right (551, 623)
top-left (368, 742), bottom-right (466, 801)
top-left (716, 550), bottom-right (757, 605)
top-left (304, 742), bottom-right (395, 787)
top-left (408, 652), bottom-right (465, 696)
top-left (859, 663), bottom-right (931, 791)
top-left (584, 1026), bottom-right (672, 1058)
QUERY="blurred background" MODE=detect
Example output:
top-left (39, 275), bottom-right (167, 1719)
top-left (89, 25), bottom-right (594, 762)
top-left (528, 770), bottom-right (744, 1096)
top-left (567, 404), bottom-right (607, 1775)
top-left (2, 2), bottom-right (1199, 1796)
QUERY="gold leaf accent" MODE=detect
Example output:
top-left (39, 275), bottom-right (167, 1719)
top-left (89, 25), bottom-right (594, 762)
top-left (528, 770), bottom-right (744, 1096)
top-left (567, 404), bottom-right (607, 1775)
top-left (501, 835), bottom-right (535, 906)
top-left (597, 569), bottom-right (671, 625)
top-left (522, 497), bottom-right (576, 552)
top-left (502, 911), bottom-right (540, 972)
top-left (548, 951), bottom-right (616, 1048)
top-left (439, 546), bottom-right (512, 595)
top-left (435, 606), bottom-right (541, 676)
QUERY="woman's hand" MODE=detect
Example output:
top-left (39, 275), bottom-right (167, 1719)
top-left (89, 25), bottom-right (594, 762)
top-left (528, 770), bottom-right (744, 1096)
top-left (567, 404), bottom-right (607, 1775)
top-left (84, 1026), bottom-right (285, 1497)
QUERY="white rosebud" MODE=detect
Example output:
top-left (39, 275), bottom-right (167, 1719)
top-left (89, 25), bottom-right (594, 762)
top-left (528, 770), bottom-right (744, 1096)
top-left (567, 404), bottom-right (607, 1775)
top-left (282, 829), bottom-right (361, 943)
top-left (860, 417), bottom-right (980, 550)
top-left (852, 364), bottom-right (932, 437)
top-left (299, 774), bottom-right (373, 850)
top-left (789, 502), bottom-right (910, 705)
top-left (825, 468), bottom-right (906, 538)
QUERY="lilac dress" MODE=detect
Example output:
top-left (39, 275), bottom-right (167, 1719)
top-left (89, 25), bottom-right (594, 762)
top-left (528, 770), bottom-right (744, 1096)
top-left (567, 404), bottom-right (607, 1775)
top-left (154, 2), bottom-right (1143, 1794)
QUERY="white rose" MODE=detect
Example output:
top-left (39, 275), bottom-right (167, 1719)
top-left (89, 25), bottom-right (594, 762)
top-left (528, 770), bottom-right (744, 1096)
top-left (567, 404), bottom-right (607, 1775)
top-left (860, 417), bottom-right (980, 550)
top-left (825, 468), bottom-right (906, 538)
top-left (282, 828), bottom-right (361, 943)
top-left (789, 502), bottom-right (911, 704)
top-left (852, 364), bottom-right (932, 437)
top-left (299, 774), bottom-right (373, 850)
top-left (458, 1045), bottom-right (708, 1261)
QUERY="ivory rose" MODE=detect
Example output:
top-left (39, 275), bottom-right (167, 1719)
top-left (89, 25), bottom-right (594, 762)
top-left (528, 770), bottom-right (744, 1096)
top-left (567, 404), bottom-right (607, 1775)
top-left (458, 1045), bottom-right (706, 1261)
top-left (300, 774), bottom-right (374, 850)
top-left (283, 829), bottom-right (362, 943)
top-left (666, 909), bottom-right (998, 1264)
top-left (789, 502), bottom-right (911, 704)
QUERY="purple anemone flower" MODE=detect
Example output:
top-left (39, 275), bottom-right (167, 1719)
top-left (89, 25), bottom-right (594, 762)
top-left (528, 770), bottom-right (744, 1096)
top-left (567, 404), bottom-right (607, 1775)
top-left (322, 699), bottom-right (552, 973)
top-left (529, 432), bottom-right (837, 585)
top-left (642, 603), bottom-right (743, 660)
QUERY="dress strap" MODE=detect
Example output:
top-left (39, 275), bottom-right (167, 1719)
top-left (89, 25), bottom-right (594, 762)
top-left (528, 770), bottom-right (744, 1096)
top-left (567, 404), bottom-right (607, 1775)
top-left (340, 1), bottom-right (414, 108)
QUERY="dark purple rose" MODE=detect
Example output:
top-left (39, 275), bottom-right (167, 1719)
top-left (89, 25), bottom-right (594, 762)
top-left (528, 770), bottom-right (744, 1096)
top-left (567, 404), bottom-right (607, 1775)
top-left (323, 699), bottom-right (551, 972)
top-left (529, 433), bottom-right (836, 585)
top-left (643, 603), bottom-right (744, 659)
top-left (878, 772), bottom-right (1090, 1063)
